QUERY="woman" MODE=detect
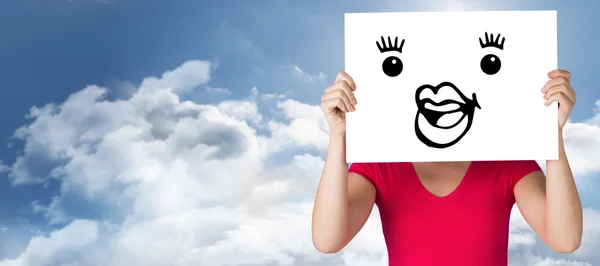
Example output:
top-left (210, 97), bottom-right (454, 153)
top-left (311, 70), bottom-right (583, 266)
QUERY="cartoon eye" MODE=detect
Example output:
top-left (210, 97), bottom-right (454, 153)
top-left (480, 54), bottom-right (501, 75)
top-left (382, 56), bottom-right (403, 77)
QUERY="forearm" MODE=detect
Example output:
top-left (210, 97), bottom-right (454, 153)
top-left (545, 129), bottom-right (583, 250)
top-left (312, 132), bottom-right (349, 251)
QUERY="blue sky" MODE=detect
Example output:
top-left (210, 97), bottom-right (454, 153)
top-left (0, 0), bottom-right (599, 265)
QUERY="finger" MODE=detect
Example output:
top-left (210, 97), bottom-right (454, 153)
top-left (322, 89), bottom-right (354, 111)
top-left (334, 71), bottom-right (357, 91)
top-left (542, 76), bottom-right (569, 93)
top-left (322, 97), bottom-right (350, 113)
top-left (547, 69), bottom-right (571, 82)
top-left (322, 98), bottom-right (349, 113)
top-left (325, 81), bottom-right (357, 104)
top-left (545, 92), bottom-right (574, 108)
top-left (322, 89), bottom-right (354, 112)
top-left (544, 84), bottom-right (576, 104)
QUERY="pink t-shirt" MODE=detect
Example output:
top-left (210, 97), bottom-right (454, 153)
top-left (348, 160), bottom-right (541, 266)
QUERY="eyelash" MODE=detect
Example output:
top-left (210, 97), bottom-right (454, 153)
top-left (479, 32), bottom-right (505, 50)
top-left (376, 36), bottom-right (405, 53)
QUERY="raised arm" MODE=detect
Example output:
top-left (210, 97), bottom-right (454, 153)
top-left (311, 72), bottom-right (376, 253)
top-left (514, 131), bottom-right (582, 253)
top-left (312, 133), bottom-right (376, 253)
top-left (514, 69), bottom-right (583, 253)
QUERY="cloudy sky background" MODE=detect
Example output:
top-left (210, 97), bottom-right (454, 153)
top-left (0, 0), bottom-right (599, 265)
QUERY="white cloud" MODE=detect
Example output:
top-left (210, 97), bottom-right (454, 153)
top-left (0, 162), bottom-right (10, 173)
top-left (206, 87), bottom-right (232, 95)
top-left (216, 100), bottom-right (263, 125)
top-left (291, 64), bottom-right (326, 84)
top-left (139, 60), bottom-right (212, 93)
top-left (250, 86), bottom-right (259, 97)
top-left (508, 207), bottom-right (600, 266)
top-left (572, 208), bottom-right (600, 260)
top-left (264, 99), bottom-right (330, 153)
top-left (2, 60), bottom-right (600, 266)
top-left (584, 100), bottom-right (600, 125)
top-left (248, 86), bottom-right (287, 102)
top-left (261, 92), bottom-right (286, 101)
top-left (561, 122), bottom-right (600, 183)
top-left (0, 220), bottom-right (98, 266)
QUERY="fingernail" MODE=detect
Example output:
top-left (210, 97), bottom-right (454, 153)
top-left (353, 99), bottom-right (357, 105)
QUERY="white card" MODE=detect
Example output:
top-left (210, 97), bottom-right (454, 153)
top-left (344, 11), bottom-right (558, 163)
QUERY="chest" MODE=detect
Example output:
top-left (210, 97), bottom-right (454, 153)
top-left (375, 162), bottom-right (514, 249)
top-left (381, 189), bottom-right (513, 257)
top-left (372, 162), bottom-right (515, 265)
top-left (381, 198), bottom-right (512, 266)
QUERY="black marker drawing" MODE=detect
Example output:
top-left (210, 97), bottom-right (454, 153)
top-left (376, 32), bottom-right (505, 148)
top-left (376, 36), bottom-right (405, 77)
top-left (479, 32), bottom-right (505, 49)
top-left (479, 32), bottom-right (504, 75)
top-left (414, 82), bottom-right (481, 148)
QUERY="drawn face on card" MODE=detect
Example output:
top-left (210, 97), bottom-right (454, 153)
top-left (345, 11), bottom-right (558, 162)
top-left (376, 34), bottom-right (501, 148)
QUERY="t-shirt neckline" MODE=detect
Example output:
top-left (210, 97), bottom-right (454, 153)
top-left (407, 161), bottom-right (476, 204)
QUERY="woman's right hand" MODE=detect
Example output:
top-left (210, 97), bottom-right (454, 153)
top-left (321, 71), bottom-right (358, 136)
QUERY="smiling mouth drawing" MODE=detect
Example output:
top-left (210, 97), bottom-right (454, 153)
top-left (414, 82), bottom-right (481, 148)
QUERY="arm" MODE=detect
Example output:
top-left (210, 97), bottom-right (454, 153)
top-left (312, 133), bottom-right (376, 254)
top-left (514, 69), bottom-right (583, 253)
top-left (514, 131), bottom-right (582, 253)
top-left (312, 71), bottom-right (376, 253)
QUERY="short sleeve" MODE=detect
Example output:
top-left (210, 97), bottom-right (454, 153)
top-left (511, 160), bottom-right (543, 191)
top-left (348, 162), bottom-right (380, 188)
top-left (348, 162), bottom-right (381, 204)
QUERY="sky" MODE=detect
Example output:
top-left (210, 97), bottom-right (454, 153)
top-left (0, 0), bottom-right (599, 265)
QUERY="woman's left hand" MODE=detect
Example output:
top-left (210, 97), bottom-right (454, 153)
top-left (542, 69), bottom-right (576, 129)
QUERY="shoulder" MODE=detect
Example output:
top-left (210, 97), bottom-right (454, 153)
top-left (478, 160), bottom-right (543, 187)
top-left (348, 162), bottom-right (409, 205)
top-left (467, 160), bottom-right (542, 202)
top-left (348, 162), bottom-right (409, 184)
top-left (488, 160), bottom-right (542, 174)
top-left (478, 160), bottom-right (541, 172)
